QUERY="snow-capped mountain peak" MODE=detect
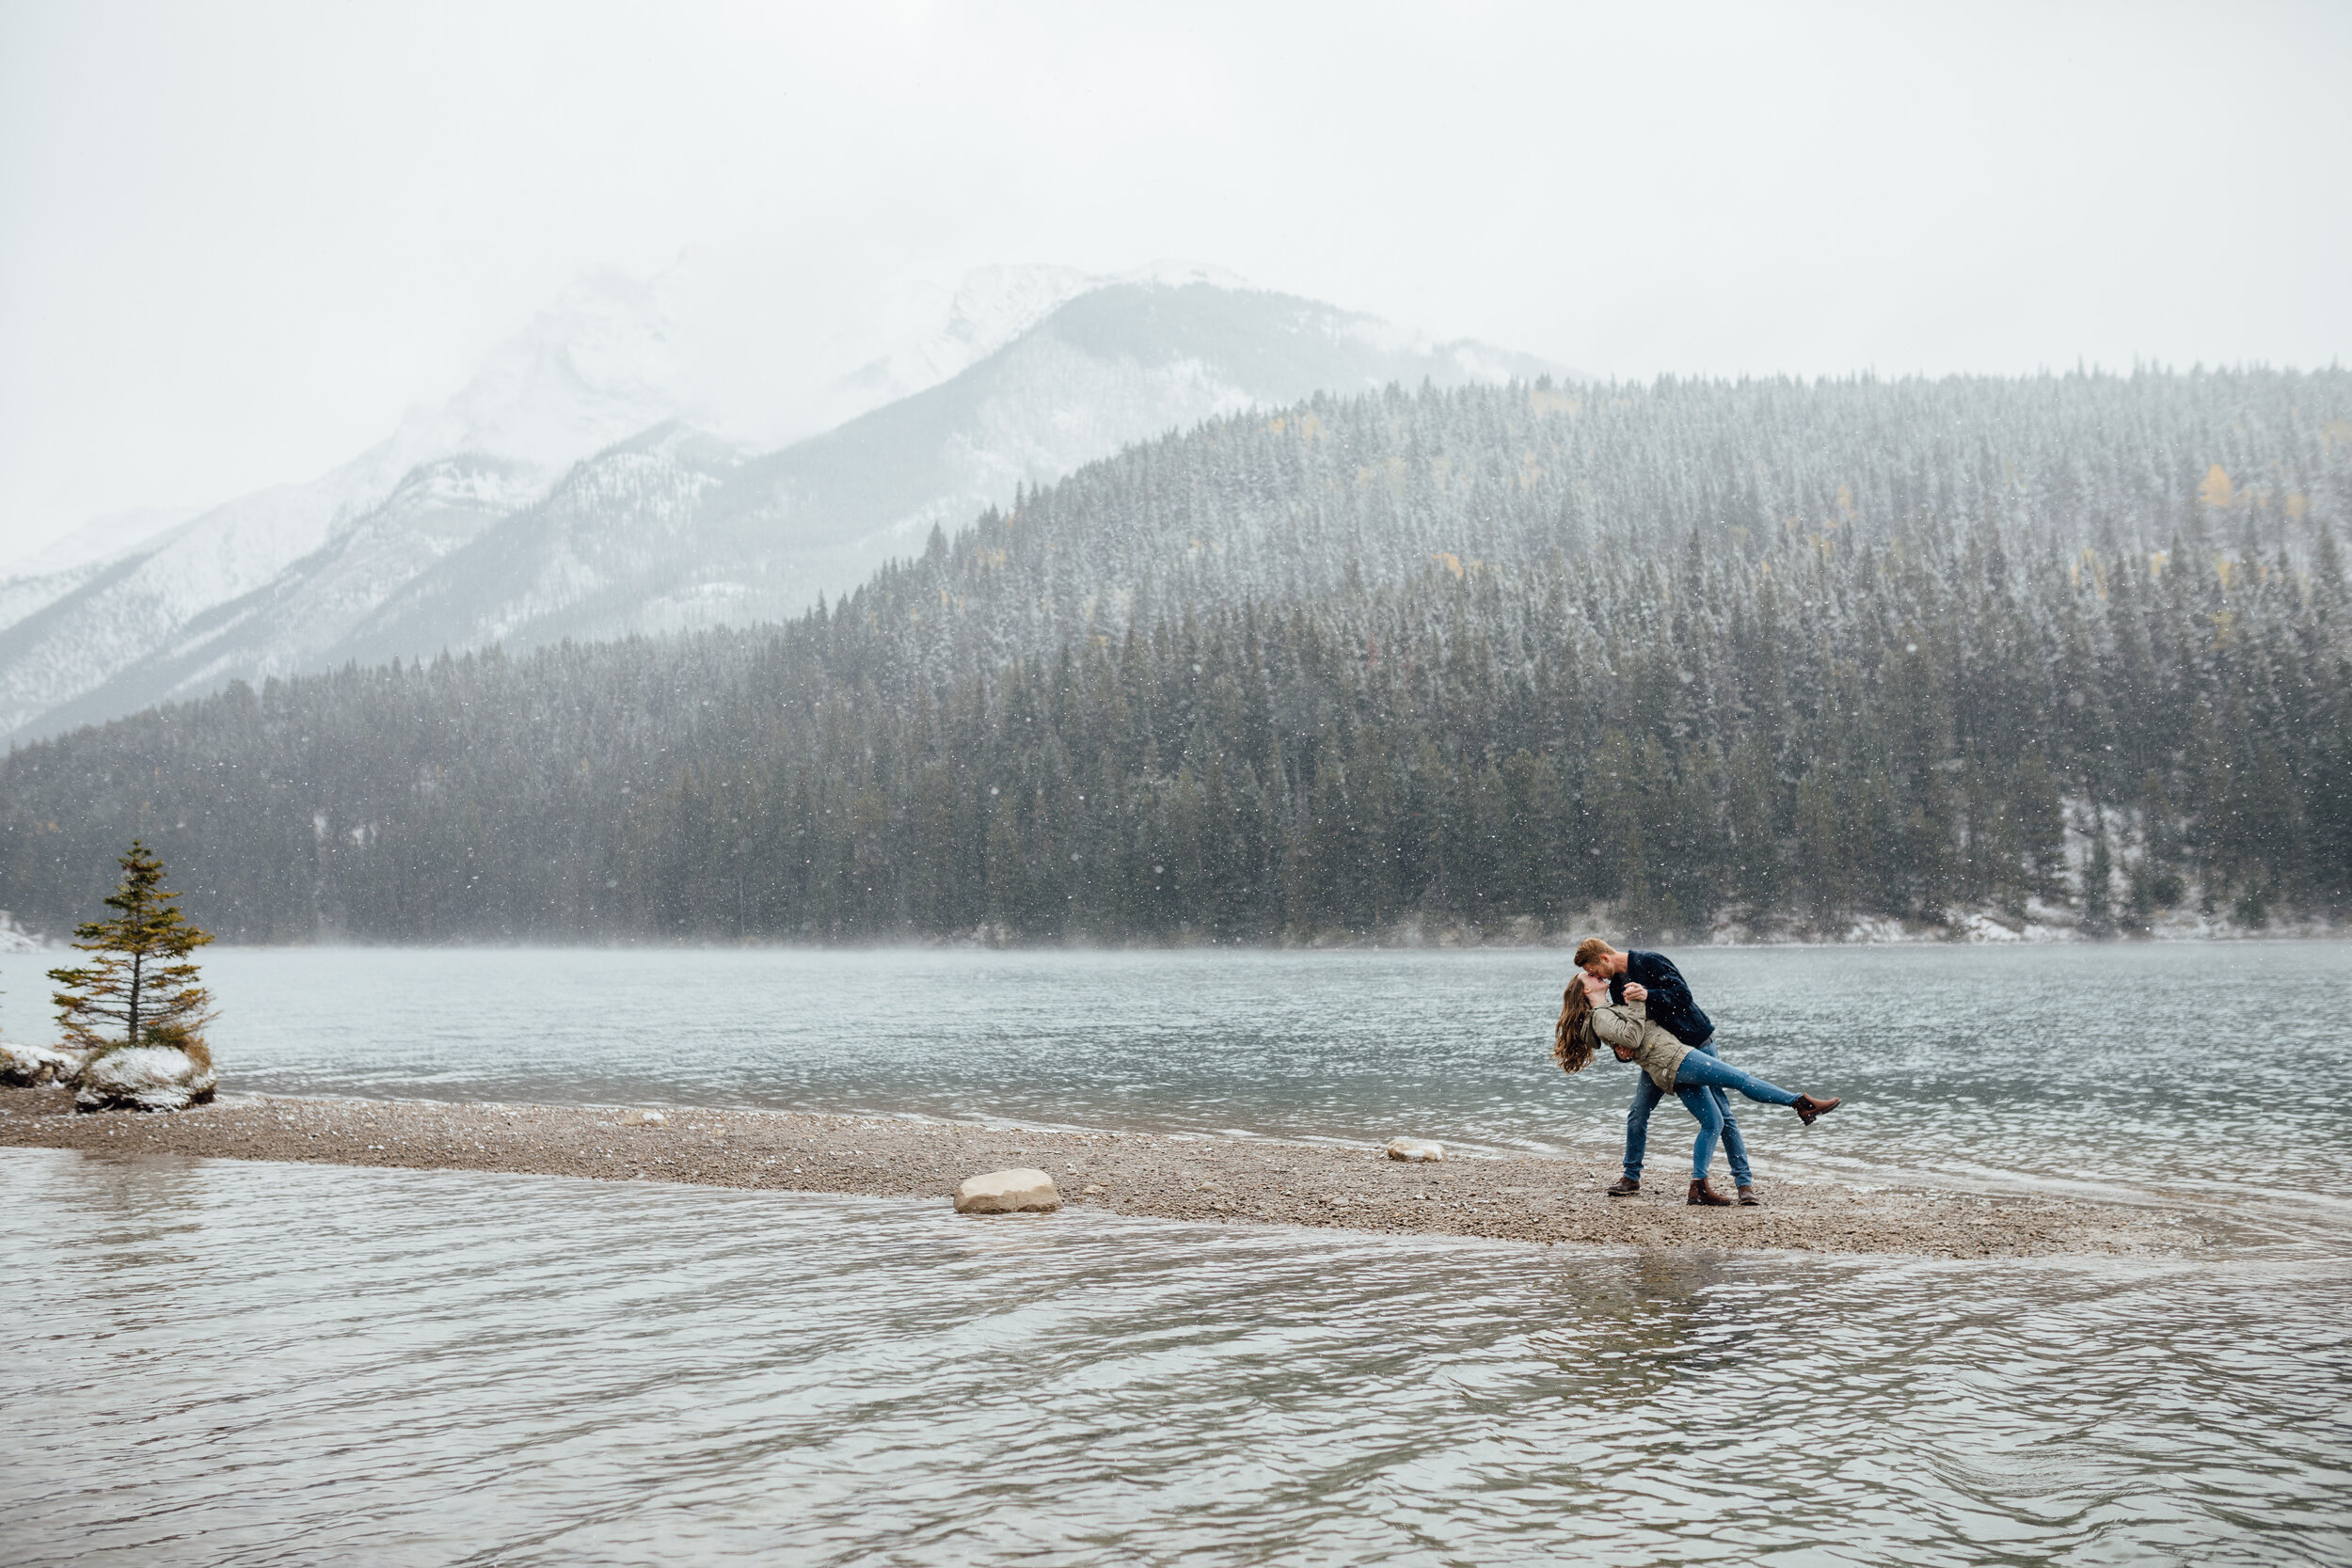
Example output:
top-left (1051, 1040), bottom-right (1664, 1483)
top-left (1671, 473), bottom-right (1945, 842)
top-left (818, 261), bottom-right (1257, 431)
top-left (821, 264), bottom-right (1099, 424)
top-left (0, 263), bottom-right (1570, 741)
top-left (1109, 258), bottom-right (1252, 291)
top-left (373, 269), bottom-right (690, 492)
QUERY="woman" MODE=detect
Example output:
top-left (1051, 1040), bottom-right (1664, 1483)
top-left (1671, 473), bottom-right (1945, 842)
top-left (1554, 971), bottom-right (1840, 1206)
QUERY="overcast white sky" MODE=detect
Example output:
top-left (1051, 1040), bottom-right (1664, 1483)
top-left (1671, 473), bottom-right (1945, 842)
top-left (3, 0), bottom-right (2346, 560)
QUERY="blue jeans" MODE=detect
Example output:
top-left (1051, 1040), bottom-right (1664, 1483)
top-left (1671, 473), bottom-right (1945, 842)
top-left (1674, 1052), bottom-right (1800, 1181)
top-left (1624, 1039), bottom-right (1752, 1187)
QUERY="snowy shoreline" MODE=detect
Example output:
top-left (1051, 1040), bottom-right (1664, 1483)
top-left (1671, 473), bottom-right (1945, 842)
top-left (0, 914), bottom-right (2341, 956)
top-left (1270, 910), bottom-right (2346, 952)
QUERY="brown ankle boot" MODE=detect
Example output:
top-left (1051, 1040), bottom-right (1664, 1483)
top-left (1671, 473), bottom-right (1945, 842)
top-left (1792, 1094), bottom-right (1842, 1125)
top-left (1606, 1177), bottom-right (1640, 1197)
top-left (1687, 1178), bottom-right (1732, 1207)
top-left (1737, 1185), bottom-right (1761, 1206)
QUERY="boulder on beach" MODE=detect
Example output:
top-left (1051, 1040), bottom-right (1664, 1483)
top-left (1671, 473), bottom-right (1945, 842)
top-left (954, 1167), bottom-right (1060, 1214)
top-left (0, 1040), bottom-right (87, 1088)
top-left (1386, 1137), bottom-right (1445, 1163)
top-left (73, 1045), bottom-right (217, 1113)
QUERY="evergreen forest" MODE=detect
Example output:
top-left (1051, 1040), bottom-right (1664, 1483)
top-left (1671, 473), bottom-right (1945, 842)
top-left (3, 368), bottom-right (2347, 944)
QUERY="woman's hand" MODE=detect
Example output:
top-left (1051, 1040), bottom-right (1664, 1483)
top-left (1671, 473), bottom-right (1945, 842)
top-left (1612, 1044), bottom-right (1636, 1062)
top-left (1623, 982), bottom-right (1649, 1002)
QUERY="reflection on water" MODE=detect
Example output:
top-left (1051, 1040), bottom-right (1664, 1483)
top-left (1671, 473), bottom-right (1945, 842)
top-left (87, 942), bottom-right (2352, 1200)
top-left (4, 1148), bottom-right (2345, 1566)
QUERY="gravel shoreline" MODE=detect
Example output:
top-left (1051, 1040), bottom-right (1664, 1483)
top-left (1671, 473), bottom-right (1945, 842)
top-left (0, 1085), bottom-right (2216, 1258)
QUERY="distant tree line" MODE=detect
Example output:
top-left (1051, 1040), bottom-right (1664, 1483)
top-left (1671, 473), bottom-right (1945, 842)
top-left (2, 368), bottom-right (2345, 943)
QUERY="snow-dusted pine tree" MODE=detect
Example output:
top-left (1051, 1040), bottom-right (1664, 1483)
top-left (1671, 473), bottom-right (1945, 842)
top-left (48, 841), bottom-right (216, 1065)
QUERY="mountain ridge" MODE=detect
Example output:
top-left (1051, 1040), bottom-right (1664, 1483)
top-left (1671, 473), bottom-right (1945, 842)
top-left (2, 367), bottom-right (2340, 946)
top-left (326, 282), bottom-right (1560, 666)
top-left (3, 277), bottom-right (1561, 739)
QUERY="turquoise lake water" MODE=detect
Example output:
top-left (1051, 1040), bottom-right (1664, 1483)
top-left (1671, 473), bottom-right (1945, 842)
top-left (64, 941), bottom-right (2352, 1201)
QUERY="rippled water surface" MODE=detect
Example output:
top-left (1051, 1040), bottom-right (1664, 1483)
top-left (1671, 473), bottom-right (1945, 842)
top-left (7, 946), bottom-right (2347, 1561)
top-left (34, 942), bottom-right (2351, 1196)
top-left (4, 1148), bottom-right (2346, 1566)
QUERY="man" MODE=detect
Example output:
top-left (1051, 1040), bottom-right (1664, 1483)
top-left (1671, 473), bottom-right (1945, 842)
top-left (1574, 937), bottom-right (1759, 1206)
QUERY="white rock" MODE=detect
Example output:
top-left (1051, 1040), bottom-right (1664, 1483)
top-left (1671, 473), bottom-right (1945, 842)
top-left (954, 1167), bottom-right (1060, 1214)
top-left (1386, 1137), bottom-right (1445, 1163)
top-left (0, 1040), bottom-right (87, 1088)
top-left (624, 1109), bottom-right (667, 1126)
top-left (73, 1046), bottom-right (217, 1113)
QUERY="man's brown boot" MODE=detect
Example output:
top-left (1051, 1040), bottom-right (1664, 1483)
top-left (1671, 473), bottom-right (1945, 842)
top-left (1606, 1177), bottom-right (1640, 1197)
top-left (1792, 1094), bottom-right (1842, 1126)
top-left (1687, 1178), bottom-right (1732, 1207)
top-left (1737, 1185), bottom-right (1761, 1206)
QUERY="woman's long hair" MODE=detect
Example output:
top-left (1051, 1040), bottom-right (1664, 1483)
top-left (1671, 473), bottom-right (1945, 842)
top-left (1553, 981), bottom-right (1596, 1074)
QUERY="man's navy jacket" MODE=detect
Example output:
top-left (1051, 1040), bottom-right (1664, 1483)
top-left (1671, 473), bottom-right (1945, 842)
top-left (1608, 950), bottom-right (1715, 1047)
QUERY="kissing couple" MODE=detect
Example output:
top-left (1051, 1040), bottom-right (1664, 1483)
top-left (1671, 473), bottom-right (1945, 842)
top-left (1553, 938), bottom-right (1841, 1207)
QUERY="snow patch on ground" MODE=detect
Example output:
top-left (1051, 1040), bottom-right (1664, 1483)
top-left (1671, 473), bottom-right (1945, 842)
top-left (1955, 913), bottom-right (2023, 942)
top-left (1950, 911), bottom-right (2078, 942)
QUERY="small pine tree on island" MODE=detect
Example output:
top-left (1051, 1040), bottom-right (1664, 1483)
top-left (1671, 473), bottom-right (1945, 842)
top-left (48, 841), bottom-right (217, 1089)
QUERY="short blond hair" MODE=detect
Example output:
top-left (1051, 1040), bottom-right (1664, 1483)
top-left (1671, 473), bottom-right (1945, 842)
top-left (1572, 937), bottom-right (1616, 970)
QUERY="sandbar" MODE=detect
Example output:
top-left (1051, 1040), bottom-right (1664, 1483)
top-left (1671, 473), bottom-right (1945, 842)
top-left (0, 1085), bottom-right (2234, 1259)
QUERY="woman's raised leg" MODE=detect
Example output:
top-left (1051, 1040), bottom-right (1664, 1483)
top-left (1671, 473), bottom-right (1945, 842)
top-left (1675, 1052), bottom-right (1798, 1107)
top-left (1675, 1052), bottom-right (1840, 1123)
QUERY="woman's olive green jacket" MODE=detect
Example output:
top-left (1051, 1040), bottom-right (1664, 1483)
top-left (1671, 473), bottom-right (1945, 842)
top-left (1581, 997), bottom-right (1690, 1094)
